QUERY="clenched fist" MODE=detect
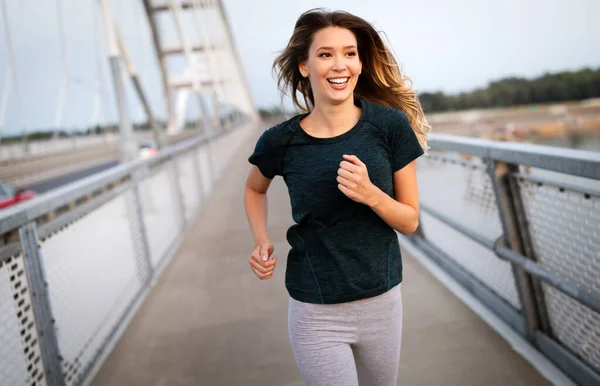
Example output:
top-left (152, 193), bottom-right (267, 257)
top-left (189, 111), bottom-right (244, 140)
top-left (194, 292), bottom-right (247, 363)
top-left (248, 242), bottom-right (277, 280)
top-left (337, 154), bottom-right (377, 206)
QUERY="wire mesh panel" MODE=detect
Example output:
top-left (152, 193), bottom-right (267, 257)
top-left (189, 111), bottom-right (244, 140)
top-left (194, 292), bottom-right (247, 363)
top-left (40, 192), bottom-right (145, 385)
top-left (140, 163), bottom-right (183, 268)
top-left (420, 212), bottom-right (522, 310)
top-left (419, 153), bottom-right (501, 239)
top-left (417, 152), bottom-right (522, 309)
top-left (0, 254), bottom-right (47, 386)
top-left (516, 174), bottom-right (600, 371)
top-left (177, 152), bottom-right (202, 222)
top-left (0, 121), bottom-right (258, 384)
top-left (544, 285), bottom-right (600, 372)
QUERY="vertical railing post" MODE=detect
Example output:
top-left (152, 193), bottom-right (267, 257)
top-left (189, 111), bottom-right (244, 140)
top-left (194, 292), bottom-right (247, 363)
top-left (487, 159), bottom-right (548, 341)
top-left (191, 100), bottom-right (206, 207)
top-left (191, 144), bottom-right (206, 207)
top-left (130, 170), bottom-right (154, 284)
top-left (198, 95), bottom-right (216, 189)
top-left (505, 168), bottom-right (551, 334)
top-left (170, 158), bottom-right (188, 231)
top-left (19, 222), bottom-right (66, 386)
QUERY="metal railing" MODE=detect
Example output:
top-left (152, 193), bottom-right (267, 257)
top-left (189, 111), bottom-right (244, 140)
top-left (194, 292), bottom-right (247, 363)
top-left (3, 123), bottom-right (598, 385)
top-left (410, 133), bottom-right (600, 386)
top-left (0, 121), bottom-right (256, 386)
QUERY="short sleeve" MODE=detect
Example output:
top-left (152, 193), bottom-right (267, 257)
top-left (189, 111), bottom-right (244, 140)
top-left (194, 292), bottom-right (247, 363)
top-left (248, 128), bottom-right (281, 179)
top-left (388, 112), bottom-right (425, 172)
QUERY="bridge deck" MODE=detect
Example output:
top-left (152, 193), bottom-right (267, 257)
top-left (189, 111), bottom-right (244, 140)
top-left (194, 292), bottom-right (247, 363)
top-left (91, 128), bottom-right (551, 386)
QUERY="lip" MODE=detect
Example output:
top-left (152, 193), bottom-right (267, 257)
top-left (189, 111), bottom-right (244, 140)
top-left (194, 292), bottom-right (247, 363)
top-left (327, 77), bottom-right (350, 91)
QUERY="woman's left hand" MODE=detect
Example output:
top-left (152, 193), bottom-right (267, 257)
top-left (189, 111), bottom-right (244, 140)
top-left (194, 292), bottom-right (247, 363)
top-left (337, 154), bottom-right (379, 206)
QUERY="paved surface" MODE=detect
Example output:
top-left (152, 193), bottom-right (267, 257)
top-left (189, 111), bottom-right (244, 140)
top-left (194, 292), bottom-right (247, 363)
top-left (25, 160), bottom-right (119, 193)
top-left (91, 128), bottom-right (552, 386)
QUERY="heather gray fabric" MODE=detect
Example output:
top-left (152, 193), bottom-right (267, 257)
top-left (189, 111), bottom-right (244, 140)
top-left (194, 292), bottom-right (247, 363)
top-left (288, 284), bottom-right (403, 386)
top-left (248, 99), bottom-right (424, 304)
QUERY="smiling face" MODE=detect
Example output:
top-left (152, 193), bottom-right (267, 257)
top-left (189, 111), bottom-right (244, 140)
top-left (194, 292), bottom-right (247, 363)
top-left (299, 26), bottom-right (362, 107)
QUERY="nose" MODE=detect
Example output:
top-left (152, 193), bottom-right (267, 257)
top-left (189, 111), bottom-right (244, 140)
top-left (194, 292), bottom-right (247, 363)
top-left (332, 54), bottom-right (347, 72)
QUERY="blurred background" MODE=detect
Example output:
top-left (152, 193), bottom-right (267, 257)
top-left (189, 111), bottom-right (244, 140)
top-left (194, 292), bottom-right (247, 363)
top-left (1, 0), bottom-right (599, 151)
top-left (0, 1), bottom-right (599, 386)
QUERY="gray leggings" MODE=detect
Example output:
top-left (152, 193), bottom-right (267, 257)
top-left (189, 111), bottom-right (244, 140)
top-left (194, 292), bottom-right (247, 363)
top-left (288, 284), bottom-right (403, 386)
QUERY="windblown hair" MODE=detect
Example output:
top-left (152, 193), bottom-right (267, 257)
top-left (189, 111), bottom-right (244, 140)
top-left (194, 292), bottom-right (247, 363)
top-left (273, 8), bottom-right (430, 151)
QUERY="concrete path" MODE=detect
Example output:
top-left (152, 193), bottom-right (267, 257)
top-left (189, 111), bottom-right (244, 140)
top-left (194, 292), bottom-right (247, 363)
top-left (91, 126), bottom-right (551, 386)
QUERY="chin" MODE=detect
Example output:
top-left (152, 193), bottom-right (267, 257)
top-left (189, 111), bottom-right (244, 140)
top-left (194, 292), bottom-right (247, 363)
top-left (326, 91), bottom-right (355, 105)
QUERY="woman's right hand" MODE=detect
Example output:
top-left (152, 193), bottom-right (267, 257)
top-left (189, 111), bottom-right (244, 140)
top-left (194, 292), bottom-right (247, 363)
top-left (248, 242), bottom-right (277, 280)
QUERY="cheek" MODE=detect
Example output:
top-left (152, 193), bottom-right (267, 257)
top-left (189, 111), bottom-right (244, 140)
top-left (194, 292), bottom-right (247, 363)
top-left (313, 62), bottom-right (330, 79)
top-left (350, 61), bottom-right (362, 75)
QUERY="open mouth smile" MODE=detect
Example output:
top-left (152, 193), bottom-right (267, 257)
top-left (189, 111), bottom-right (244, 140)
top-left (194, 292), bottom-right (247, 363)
top-left (327, 77), bottom-right (349, 85)
top-left (327, 77), bottom-right (350, 90)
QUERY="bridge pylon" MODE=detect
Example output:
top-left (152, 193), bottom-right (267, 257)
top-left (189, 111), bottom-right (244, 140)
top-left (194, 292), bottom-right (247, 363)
top-left (143, 0), bottom-right (258, 136)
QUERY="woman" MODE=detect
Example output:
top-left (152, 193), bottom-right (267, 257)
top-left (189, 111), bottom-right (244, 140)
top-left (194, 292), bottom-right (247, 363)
top-left (244, 8), bottom-right (430, 386)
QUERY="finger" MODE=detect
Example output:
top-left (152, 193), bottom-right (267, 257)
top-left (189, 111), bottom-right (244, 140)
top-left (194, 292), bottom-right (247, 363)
top-left (260, 244), bottom-right (275, 261)
top-left (250, 256), bottom-right (277, 272)
top-left (343, 154), bottom-right (365, 167)
top-left (338, 183), bottom-right (353, 198)
top-left (259, 245), bottom-right (269, 261)
top-left (250, 265), bottom-right (273, 279)
top-left (339, 160), bottom-right (359, 173)
top-left (250, 251), bottom-right (275, 267)
top-left (336, 175), bottom-right (354, 189)
top-left (337, 168), bottom-right (354, 180)
top-left (249, 257), bottom-right (273, 274)
top-left (250, 258), bottom-right (276, 274)
top-left (251, 252), bottom-right (277, 267)
top-left (250, 265), bottom-right (263, 278)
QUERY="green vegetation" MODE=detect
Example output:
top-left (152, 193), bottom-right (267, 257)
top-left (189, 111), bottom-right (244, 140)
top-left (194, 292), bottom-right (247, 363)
top-left (258, 106), bottom-right (286, 118)
top-left (0, 122), bottom-right (155, 144)
top-left (4, 67), bottom-right (598, 143)
top-left (418, 67), bottom-right (600, 113)
top-left (255, 68), bottom-right (600, 116)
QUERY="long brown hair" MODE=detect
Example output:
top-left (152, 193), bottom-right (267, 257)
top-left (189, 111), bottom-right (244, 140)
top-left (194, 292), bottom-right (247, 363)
top-left (273, 8), bottom-right (430, 150)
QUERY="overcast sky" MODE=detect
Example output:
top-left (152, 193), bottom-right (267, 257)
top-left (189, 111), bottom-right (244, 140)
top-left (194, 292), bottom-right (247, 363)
top-left (224, 0), bottom-right (600, 108)
top-left (0, 0), bottom-right (599, 135)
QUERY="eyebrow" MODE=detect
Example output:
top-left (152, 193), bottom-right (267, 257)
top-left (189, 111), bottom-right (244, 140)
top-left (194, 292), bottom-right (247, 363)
top-left (316, 45), bottom-right (357, 50)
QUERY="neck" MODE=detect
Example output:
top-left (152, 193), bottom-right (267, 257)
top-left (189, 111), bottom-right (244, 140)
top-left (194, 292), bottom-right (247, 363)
top-left (307, 97), bottom-right (360, 135)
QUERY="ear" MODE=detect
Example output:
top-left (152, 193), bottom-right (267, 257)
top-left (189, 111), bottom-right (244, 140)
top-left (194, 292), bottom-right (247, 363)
top-left (298, 61), bottom-right (308, 78)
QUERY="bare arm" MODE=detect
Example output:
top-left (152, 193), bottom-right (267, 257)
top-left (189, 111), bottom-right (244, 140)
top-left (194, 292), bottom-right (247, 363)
top-left (244, 165), bottom-right (278, 280)
top-left (368, 161), bottom-right (419, 235)
top-left (244, 165), bottom-right (273, 246)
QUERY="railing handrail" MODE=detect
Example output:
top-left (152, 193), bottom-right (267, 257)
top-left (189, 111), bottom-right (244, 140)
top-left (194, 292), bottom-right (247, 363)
top-left (3, 131), bottom-right (597, 234)
top-left (420, 203), bottom-right (600, 314)
top-left (419, 133), bottom-right (600, 385)
top-left (0, 130), bottom-right (219, 234)
top-left (429, 133), bottom-right (600, 179)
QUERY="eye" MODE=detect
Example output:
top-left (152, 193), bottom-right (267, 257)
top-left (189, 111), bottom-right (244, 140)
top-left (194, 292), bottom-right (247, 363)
top-left (318, 52), bottom-right (331, 58)
top-left (346, 51), bottom-right (357, 57)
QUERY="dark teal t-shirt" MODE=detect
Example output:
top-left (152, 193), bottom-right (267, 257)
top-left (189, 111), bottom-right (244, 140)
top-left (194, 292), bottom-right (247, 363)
top-left (248, 99), bottom-right (424, 304)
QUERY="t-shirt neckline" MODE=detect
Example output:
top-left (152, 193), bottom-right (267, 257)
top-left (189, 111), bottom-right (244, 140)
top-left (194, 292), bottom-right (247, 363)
top-left (292, 99), bottom-right (368, 144)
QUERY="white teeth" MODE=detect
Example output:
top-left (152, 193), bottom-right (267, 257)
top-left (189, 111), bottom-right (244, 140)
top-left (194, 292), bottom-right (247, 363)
top-left (328, 78), bottom-right (348, 84)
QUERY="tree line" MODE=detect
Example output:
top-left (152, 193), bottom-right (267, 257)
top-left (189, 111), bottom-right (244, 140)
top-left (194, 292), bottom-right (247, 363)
top-left (4, 67), bottom-right (598, 142)
top-left (418, 67), bottom-right (600, 113)
top-left (0, 122), bottom-right (159, 144)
